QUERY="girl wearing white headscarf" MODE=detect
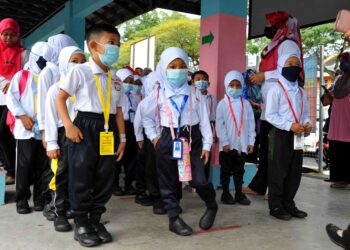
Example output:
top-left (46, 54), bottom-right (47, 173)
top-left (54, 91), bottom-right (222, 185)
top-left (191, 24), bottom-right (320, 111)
top-left (38, 34), bottom-right (77, 139)
top-left (216, 70), bottom-right (256, 206)
top-left (265, 53), bottom-right (311, 221)
top-left (6, 41), bottom-right (53, 214)
top-left (113, 68), bottom-right (138, 196)
top-left (44, 46), bottom-right (85, 231)
top-left (143, 47), bottom-right (217, 236)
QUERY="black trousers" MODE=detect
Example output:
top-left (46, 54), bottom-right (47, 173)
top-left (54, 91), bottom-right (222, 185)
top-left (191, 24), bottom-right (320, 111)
top-left (268, 128), bottom-right (303, 210)
top-left (0, 106), bottom-right (16, 177)
top-left (49, 127), bottom-right (69, 216)
top-left (329, 140), bottom-right (350, 183)
top-left (115, 121), bottom-right (137, 188)
top-left (16, 138), bottom-right (48, 203)
top-left (219, 150), bottom-right (247, 193)
top-left (155, 125), bottom-right (217, 219)
top-left (248, 120), bottom-right (272, 195)
top-left (68, 112), bottom-right (119, 226)
top-left (135, 134), bottom-right (161, 199)
top-left (204, 150), bottom-right (212, 180)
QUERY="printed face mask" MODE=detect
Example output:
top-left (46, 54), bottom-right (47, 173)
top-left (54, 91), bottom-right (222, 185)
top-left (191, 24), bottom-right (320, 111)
top-left (195, 80), bottom-right (209, 91)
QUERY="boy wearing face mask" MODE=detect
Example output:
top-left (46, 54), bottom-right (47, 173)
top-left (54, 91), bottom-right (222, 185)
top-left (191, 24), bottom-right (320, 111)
top-left (216, 71), bottom-right (255, 206)
top-left (265, 53), bottom-right (311, 221)
top-left (6, 42), bottom-right (52, 214)
top-left (45, 46), bottom-right (86, 232)
top-left (191, 70), bottom-right (217, 179)
top-left (56, 24), bottom-right (126, 247)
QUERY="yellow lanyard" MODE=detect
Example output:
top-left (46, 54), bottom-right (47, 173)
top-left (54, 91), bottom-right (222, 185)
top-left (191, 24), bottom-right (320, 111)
top-left (33, 74), bottom-right (38, 114)
top-left (93, 71), bottom-right (112, 132)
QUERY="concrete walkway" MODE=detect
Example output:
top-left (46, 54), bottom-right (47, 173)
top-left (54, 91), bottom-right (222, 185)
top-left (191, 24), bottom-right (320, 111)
top-left (0, 177), bottom-right (348, 250)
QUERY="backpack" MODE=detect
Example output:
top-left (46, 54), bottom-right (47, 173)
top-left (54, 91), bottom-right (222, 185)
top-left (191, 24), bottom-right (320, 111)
top-left (6, 70), bottom-right (30, 134)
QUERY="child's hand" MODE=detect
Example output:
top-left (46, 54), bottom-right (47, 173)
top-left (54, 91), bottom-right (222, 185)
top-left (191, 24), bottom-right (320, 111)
top-left (304, 122), bottom-right (312, 133)
top-left (291, 123), bottom-right (305, 134)
top-left (115, 142), bottom-right (126, 162)
top-left (223, 145), bottom-right (231, 152)
top-left (152, 137), bottom-right (160, 148)
top-left (41, 131), bottom-right (47, 149)
top-left (249, 72), bottom-right (265, 84)
top-left (66, 123), bottom-right (84, 143)
top-left (47, 149), bottom-right (60, 159)
top-left (19, 115), bottom-right (34, 131)
top-left (137, 141), bottom-right (144, 149)
top-left (247, 145), bottom-right (254, 154)
top-left (200, 150), bottom-right (210, 165)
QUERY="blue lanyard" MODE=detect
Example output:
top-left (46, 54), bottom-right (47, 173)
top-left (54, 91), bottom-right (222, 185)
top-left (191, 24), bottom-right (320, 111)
top-left (126, 94), bottom-right (133, 110)
top-left (169, 95), bottom-right (188, 135)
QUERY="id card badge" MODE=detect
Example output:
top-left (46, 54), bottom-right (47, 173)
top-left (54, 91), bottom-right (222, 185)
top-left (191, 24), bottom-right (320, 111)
top-left (172, 139), bottom-right (183, 160)
top-left (100, 132), bottom-right (114, 155)
top-left (293, 133), bottom-right (304, 151)
top-left (129, 110), bottom-right (135, 123)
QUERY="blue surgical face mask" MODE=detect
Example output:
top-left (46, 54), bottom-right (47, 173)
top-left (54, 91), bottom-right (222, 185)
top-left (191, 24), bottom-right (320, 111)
top-left (227, 88), bottom-right (242, 99)
top-left (195, 80), bottom-right (209, 91)
top-left (123, 83), bottom-right (133, 94)
top-left (97, 42), bottom-right (119, 67)
top-left (132, 84), bottom-right (141, 95)
top-left (166, 69), bottom-right (188, 88)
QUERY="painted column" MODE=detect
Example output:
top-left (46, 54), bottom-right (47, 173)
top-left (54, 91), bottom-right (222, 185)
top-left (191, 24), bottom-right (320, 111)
top-left (65, 0), bottom-right (85, 49)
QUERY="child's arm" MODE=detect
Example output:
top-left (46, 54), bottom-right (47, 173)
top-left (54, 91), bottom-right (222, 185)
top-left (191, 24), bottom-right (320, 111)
top-left (215, 101), bottom-right (230, 152)
top-left (246, 101), bottom-right (256, 154)
top-left (45, 87), bottom-right (60, 159)
top-left (38, 67), bottom-right (53, 131)
top-left (115, 106), bottom-right (126, 161)
top-left (142, 91), bottom-right (159, 147)
top-left (198, 93), bottom-right (213, 164)
top-left (133, 101), bottom-right (145, 148)
top-left (302, 89), bottom-right (312, 133)
top-left (56, 89), bottom-right (83, 143)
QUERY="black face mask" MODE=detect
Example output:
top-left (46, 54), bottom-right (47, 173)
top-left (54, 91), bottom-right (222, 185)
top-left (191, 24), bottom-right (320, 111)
top-left (36, 56), bottom-right (47, 70)
top-left (282, 66), bottom-right (302, 82)
top-left (264, 26), bottom-right (277, 39)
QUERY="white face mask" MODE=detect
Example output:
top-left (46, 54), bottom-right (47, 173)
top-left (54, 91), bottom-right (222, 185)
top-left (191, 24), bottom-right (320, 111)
top-left (67, 62), bottom-right (78, 72)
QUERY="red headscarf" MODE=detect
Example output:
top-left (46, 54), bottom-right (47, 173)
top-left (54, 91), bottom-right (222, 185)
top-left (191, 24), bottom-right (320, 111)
top-left (0, 18), bottom-right (24, 80)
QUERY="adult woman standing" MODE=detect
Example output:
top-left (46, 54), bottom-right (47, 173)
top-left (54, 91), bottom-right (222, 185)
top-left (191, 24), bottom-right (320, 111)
top-left (0, 18), bottom-right (28, 184)
top-left (247, 11), bottom-right (303, 195)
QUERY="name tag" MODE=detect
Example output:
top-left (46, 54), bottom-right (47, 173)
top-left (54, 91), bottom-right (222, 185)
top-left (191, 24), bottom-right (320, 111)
top-left (100, 132), bottom-right (114, 155)
top-left (172, 139), bottom-right (183, 160)
top-left (293, 133), bottom-right (304, 151)
top-left (129, 110), bottom-right (135, 123)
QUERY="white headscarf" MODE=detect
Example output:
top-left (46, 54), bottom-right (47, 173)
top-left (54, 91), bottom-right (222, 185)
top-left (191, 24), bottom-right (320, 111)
top-left (143, 71), bottom-right (160, 96)
top-left (224, 70), bottom-right (244, 96)
top-left (58, 46), bottom-right (83, 79)
top-left (48, 34), bottom-right (77, 65)
top-left (277, 52), bottom-right (301, 92)
top-left (116, 68), bottom-right (134, 82)
top-left (156, 47), bottom-right (190, 98)
top-left (29, 41), bottom-right (55, 75)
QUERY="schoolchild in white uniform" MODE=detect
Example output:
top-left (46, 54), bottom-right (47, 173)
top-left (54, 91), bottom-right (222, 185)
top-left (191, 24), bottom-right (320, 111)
top-left (143, 47), bottom-right (217, 236)
top-left (191, 70), bottom-right (217, 179)
top-left (114, 68), bottom-right (139, 196)
top-left (45, 46), bottom-right (86, 232)
top-left (265, 53), bottom-right (311, 221)
top-left (6, 41), bottom-right (53, 214)
top-left (56, 24), bottom-right (126, 247)
top-left (216, 71), bottom-right (255, 205)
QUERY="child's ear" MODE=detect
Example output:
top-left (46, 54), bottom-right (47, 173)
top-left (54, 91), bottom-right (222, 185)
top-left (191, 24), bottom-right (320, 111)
top-left (88, 40), bottom-right (97, 53)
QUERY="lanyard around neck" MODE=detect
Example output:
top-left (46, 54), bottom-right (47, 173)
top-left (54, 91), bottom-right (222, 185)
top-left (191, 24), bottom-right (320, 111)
top-left (277, 81), bottom-right (303, 124)
top-left (226, 95), bottom-right (244, 137)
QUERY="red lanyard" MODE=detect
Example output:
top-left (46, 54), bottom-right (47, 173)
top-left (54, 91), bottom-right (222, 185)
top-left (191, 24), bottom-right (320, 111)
top-left (277, 81), bottom-right (303, 124)
top-left (226, 95), bottom-right (244, 137)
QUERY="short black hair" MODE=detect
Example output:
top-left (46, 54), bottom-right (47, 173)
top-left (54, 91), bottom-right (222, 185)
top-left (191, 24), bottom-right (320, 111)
top-left (192, 70), bottom-right (209, 81)
top-left (86, 23), bottom-right (120, 42)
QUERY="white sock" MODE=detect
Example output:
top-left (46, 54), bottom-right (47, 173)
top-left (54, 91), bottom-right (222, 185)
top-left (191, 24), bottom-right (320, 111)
top-left (337, 230), bottom-right (344, 237)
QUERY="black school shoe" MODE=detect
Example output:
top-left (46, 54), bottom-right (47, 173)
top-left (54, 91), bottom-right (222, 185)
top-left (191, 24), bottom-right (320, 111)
top-left (221, 192), bottom-right (236, 205)
top-left (33, 200), bottom-right (44, 211)
top-left (169, 217), bottom-right (193, 236)
top-left (113, 186), bottom-right (125, 196)
top-left (326, 224), bottom-right (346, 249)
top-left (91, 223), bottom-right (112, 244)
top-left (235, 193), bottom-right (251, 206)
top-left (54, 216), bottom-right (72, 232)
top-left (124, 185), bottom-right (136, 196)
top-left (285, 207), bottom-right (308, 219)
top-left (270, 207), bottom-right (292, 221)
top-left (74, 224), bottom-right (100, 247)
top-left (135, 193), bottom-right (154, 206)
top-left (43, 205), bottom-right (56, 221)
top-left (199, 206), bottom-right (218, 230)
top-left (153, 200), bottom-right (166, 215)
top-left (16, 200), bottom-right (31, 214)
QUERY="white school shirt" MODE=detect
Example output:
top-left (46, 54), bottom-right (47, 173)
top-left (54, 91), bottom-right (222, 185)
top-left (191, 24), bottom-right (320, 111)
top-left (143, 87), bottom-right (213, 151)
top-left (133, 99), bottom-right (145, 142)
top-left (6, 70), bottom-right (38, 140)
top-left (216, 96), bottom-right (256, 153)
top-left (122, 92), bottom-right (140, 121)
top-left (265, 81), bottom-right (310, 131)
top-left (204, 93), bottom-right (217, 122)
top-left (44, 83), bottom-right (76, 151)
top-left (260, 40), bottom-right (300, 121)
top-left (60, 58), bottom-right (125, 114)
top-left (37, 62), bottom-right (60, 130)
top-left (0, 50), bottom-right (29, 106)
